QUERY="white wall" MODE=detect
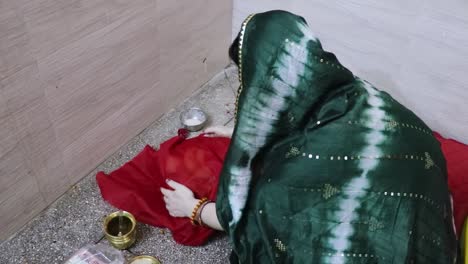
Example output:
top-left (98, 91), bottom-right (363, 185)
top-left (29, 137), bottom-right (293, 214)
top-left (233, 0), bottom-right (468, 144)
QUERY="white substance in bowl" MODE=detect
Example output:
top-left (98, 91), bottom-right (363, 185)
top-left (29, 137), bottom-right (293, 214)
top-left (185, 118), bottom-right (202, 126)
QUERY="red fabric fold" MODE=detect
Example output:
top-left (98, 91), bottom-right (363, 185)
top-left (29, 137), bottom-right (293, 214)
top-left (96, 134), bottom-right (230, 246)
top-left (434, 132), bottom-right (468, 236)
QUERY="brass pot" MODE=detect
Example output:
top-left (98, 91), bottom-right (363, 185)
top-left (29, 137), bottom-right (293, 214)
top-left (103, 211), bottom-right (137, 249)
top-left (130, 255), bottom-right (161, 264)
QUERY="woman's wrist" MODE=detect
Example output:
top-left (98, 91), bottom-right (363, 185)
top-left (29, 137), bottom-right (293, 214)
top-left (187, 198), bottom-right (200, 218)
top-left (193, 200), bottom-right (212, 226)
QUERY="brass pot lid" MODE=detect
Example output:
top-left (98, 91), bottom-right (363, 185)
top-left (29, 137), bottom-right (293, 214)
top-left (129, 255), bottom-right (161, 264)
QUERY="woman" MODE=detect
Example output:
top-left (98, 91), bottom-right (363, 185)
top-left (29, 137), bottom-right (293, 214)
top-left (162, 10), bottom-right (459, 263)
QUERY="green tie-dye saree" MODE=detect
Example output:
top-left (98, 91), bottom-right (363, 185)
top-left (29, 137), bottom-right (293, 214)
top-left (216, 10), bottom-right (459, 263)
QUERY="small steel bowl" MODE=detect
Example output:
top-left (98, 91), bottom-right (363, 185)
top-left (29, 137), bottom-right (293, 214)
top-left (180, 107), bottom-right (207, 132)
top-left (103, 211), bottom-right (137, 249)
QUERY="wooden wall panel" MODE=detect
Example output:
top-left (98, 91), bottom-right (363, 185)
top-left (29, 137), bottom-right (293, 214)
top-left (0, 0), bottom-right (232, 240)
top-left (0, 1), bottom-right (35, 80)
top-left (0, 167), bottom-right (46, 242)
top-left (0, 91), bottom-right (47, 241)
top-left (232, 0), bottom-right (468, 144)
top-left (159, 0), bottom-right (233, 106)
top-left (17, 0), bottom-right (110, 60)
top-left (1, 64), bottom-right (69, 204)
top-left (38, 4), bottom-right (159, 183)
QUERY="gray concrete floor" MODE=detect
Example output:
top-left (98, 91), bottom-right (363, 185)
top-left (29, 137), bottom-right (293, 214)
top-left (0, 66), bottom-right (240, 264)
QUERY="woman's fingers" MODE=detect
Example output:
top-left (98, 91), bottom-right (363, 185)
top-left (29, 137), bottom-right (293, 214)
top-left (203, 126), bottom-right (224, 136)
top-left (161, 179), bottom-right (198, 217)
top-left (203, 126), bottom-right (233, 138)
top-left (166, 179), bottom-right (189, 192)
top-left (160, 187), bottom-right (171, 197)
top-left (203, 126), bottom-right (218, 134)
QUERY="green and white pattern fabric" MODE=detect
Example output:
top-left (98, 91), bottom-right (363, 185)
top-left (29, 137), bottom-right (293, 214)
top-left (216, 10), bottom-right (459, 263)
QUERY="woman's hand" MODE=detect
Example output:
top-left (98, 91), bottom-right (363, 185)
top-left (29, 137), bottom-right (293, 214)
top-left (160, 180), bottom-right (199, 218)
top-left (203, 126), bottom-right (234, 138)
top-left (161, 179), bottom-right (224, 230)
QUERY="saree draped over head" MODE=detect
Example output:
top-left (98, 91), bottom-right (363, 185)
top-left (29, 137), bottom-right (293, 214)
top-left (216, 10), bottom-right (459, 263)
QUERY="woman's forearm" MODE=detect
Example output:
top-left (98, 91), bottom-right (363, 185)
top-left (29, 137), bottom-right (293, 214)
top-left (200, 202), bottom-right (224, 231)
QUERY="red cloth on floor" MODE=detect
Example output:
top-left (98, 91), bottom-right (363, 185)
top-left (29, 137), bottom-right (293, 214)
top-left (96, 133), bottom-right (230, 246)
top-left (97, 130), bottom-right (468, 243)
top-left (434, 132), bottom-right (468, 236)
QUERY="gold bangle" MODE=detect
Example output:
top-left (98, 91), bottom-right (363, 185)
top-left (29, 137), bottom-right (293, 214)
top-left (190, 197), bottom-right (208, 226)
top-left (195, 200), bottom-right (211, 227)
